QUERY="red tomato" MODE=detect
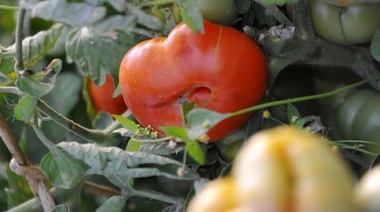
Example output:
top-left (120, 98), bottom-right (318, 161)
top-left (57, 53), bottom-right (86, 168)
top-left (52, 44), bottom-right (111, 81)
top-left (119, 20), bottom-right (268, 142)
top-left (88, 73), bottom-right (127, 115)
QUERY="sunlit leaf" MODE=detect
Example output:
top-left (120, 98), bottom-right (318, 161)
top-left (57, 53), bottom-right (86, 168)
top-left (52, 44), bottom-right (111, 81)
top-left (14, 95), bottom-right (37, 122)
top-left (113, 115), bottom-right (138, 133)
top-left (160, 126), bottom-right (188, 140)
top-left (31, 0), bottom-right (106, 27)
top-left (186, 140), bottom-right (205, 165)
top-left (125, 139), bottom-right (141, 152)
top-left (187, 109), bottom-right (228, 140)
top-left (41, 147), bottom-right (90, 189)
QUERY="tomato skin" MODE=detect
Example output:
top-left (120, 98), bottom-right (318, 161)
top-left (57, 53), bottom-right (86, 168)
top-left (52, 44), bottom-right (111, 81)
top-left (196, 0), bottom-right (239, 26)
top-left (119, 20), bottom-right (268, 142)
top-left (324, 88), bottom-right (380, 157)
top-left (309, 0), bottom-right (380, 45)
top-left (88, 73), bottom-right (127, 115)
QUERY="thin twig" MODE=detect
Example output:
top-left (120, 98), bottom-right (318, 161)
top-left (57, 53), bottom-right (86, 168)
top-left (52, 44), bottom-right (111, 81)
top-left (82, 181), bottom-right (121, 198)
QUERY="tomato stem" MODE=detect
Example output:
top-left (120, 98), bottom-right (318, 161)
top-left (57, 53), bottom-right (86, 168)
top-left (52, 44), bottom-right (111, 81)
top-left (0, 4), bottom-right (18, 10)
top-left (228, 75), bottom-right (380, 118)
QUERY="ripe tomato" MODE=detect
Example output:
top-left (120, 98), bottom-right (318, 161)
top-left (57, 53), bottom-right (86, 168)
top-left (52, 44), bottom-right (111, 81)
top-left (196, 0), bottom-right (239, 26)
top-left (309, 0), bottom-right (380, 45)
top-left (88, 73), bottom-right (127, 115)
top-left (119, 20), bottom-right (268, 142)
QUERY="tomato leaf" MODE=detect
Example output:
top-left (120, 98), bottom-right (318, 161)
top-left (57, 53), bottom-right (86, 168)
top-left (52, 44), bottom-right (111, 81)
top-left (15, 59), bottom-right (62, 97)
top-left (186, 109), bottom-right (228, 140)
top-left (52, 205), bottom-right (69, 212)
top-left (179, 0), bottom-right (204, 33)
top-left (139, 142), bottom-right (185, 155)
top-left (113, 115), bottom-right (139, 133)
top-left (85, 0), bottom-right (126, 12)
top-left (31, 0), bottom-right (106, 27)
top-left (57, 142), bottom-right (199, 189)
top-left (14, 95), bottom-right (37, 122)
top-left (66, 27), bottom-right (136, 85)
top-left (160, 126), bottom-right (188, 140)
top-left (125, 139), bottom-right (141, 152)
top-left (3, 24), bottom-right (63, 74)
top-left (371, 28), bottom-right (380, 63)
top-left (181, 103), bottom-right (194, 125)
top-left (186, 140), bottom-right (205, 165)
top-left (287, 103), bottom-right (301, 124)
top-left (40, 147), bottom-right (89, 189)
top-left (96, 196), bottom-right (127, 212)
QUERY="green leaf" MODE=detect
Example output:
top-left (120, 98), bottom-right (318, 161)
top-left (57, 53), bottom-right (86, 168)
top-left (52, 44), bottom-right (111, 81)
top-left (14, 95), bottom-right (37, 122)
top-left (96, 196), bottom-right (127, 212)
top-left (84, 0), bottom-right (126, 12)
top-left (179, 0), bottom-right (204, 33)
top-left (186, 140), bottom-right (205, 165)
top-left (125, 139), bottom-right (141, 152)
top-left (181, 103), bottom-right (194, 125)
top-left (139, 142), bottom-right (185, 155)
top-left (287, 103), bottom-right (301, 124)
top-left (15, 59), bottom-right (63, 97)
top-left (160, 126), bottom-right (188, 140)
top-left (42, 72), bottom-right (81, 116)
top-left (57, 142), bottom-right (199, 189)
top-left (371, 28), bottom-right (380, 63)
top-left (52, 205), bottom-right (68, 212)
top-left (31, 0), bottom-right (106, 27)
top-left (113, 115), bottom-right (139, 133)
top-left (40, 147), bottom-right (90, 189)
top-left (4, 24), bottom-right (63, 73)
top-left (186, 109), bottom-right (228, 140)
top-left (66, 28), bottom-right (136, 85)
top-left (126, 4), bottom-right (165, 31)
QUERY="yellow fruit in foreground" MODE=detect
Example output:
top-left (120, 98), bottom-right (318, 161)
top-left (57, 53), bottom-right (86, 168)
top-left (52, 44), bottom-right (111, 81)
top-left (188, 126), bottom-right (359, 212)
top-left (355, 165), bottom-right (380, 212)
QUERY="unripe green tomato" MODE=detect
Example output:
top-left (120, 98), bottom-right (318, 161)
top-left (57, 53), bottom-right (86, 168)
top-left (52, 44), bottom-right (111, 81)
top-left (309, 0), bottom-right (380, 45)
top-left (196, 0), bottom-right (240, 26)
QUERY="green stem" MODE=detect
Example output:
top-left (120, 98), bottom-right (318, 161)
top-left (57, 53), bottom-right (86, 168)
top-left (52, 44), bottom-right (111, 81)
top-left (31, 122), bottom-right (56, 151)
top-left (0, 4), bottom-right (18, 10)
top-left (131, 136), bottom-right (173, 143)
top-left (134, 0), bottom-right (177, 7)
top-left (229, 76), bottom-right (380, 118)
top-left (36, 99), bottom-right (121, 146)
top-left (15, 8), bottom-right (26, 73)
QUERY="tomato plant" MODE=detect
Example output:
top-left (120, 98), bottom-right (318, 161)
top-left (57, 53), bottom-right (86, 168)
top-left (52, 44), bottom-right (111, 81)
top-left (87, 73), bottom-right (127, 115)
top-left (196, 0), bottom-right (240, 26)
top-left (119, 20), bottom-right (268, 142)
top-left (308, 0), bottom-right (380, 45)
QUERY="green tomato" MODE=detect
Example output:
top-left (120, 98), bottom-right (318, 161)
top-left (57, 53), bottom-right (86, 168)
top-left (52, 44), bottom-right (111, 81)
top-left (309, 0), bottom-right (380, 45)
top-left (324, 88), bottom-right (380, 159)
top-left (196, 0), bottom-right (240, 26)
